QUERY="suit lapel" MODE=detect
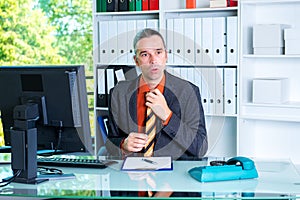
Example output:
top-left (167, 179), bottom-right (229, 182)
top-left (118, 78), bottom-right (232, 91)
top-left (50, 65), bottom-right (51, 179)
top-left (164, 72), bottom-right (176, 108)
top-left (126, 78), bottom-right (139, 133)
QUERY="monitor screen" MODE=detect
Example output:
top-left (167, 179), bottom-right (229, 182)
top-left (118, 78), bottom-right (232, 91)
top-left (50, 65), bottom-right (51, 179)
top-left (0, 65), bottom-right (93, 154)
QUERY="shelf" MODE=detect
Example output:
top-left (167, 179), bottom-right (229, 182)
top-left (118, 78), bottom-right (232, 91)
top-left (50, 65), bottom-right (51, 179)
top-left (96, 63), bottom-right (135, 68)
top-left (240, 102), bottom-right (300, 122)
top-left (163, 7), bottom-right (238, 14)
top-left (206, 113), bottom-right (238, 118)
top-left (238, 0), bottom-right (300, 163)
top-left (94, 10), bottom-right (159, 16)
top-left (167, 64), bottom-right (238, 67)
top-left (163, 7), bottom-right (237, 18)
top-left (242, 0), bottom-right (300, 4)
top-left (242, 101), bottom-right (300, 108)
top-left (94, 10), bottom-right (159, 20)
top-left (243, 54), bottom-right (300, 59)
top-left (239, 114), bottom-right (300, 123)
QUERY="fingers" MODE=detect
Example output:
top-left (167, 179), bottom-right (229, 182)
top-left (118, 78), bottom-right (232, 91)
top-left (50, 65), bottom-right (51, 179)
top-left (145, 89), bottom-right (171, 121)
top-left (145, 89), bottom-right (162, 102)
top-left (145, 89), bottom-right (163, 107)
top-left (123, 132), bottom-right (148, 152)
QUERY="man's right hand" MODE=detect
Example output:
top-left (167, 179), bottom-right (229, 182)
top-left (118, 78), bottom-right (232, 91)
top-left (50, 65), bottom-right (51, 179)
top-left (122, 132), bottom-right (148, 152)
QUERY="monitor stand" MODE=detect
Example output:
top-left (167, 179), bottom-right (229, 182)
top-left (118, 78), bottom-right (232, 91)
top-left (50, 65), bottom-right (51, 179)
top-left (10, 103), bottom-right (48, 184)
top-left (10, 128), bottom-right (47, 184)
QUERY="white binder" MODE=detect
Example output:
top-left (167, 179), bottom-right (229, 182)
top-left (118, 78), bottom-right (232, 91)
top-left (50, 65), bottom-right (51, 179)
top-left (166, 19), bottom-right (174, 65)
top-left (202, 17), bottom-right (213, 65)
top-left (215, 67), bottom-right (224, 115)
top-left (173, 66), bottom-right (181, 78)
top-left (107, 68), bottom-right (115, 93)
top-left (226, 16), bottom-right (238, 64)
top-left (97, 67), bottom-right (108, 107)
top-left (108, 20), bottom-right (118, 64)
top-left (97, 68), bottom-right (106, 95)
top-left (173, 18), bottom-right (184, 64)
top-left (127, 20), bottom-right (137, 65)
top-left (187, 67), bottom-right (195, 85)
top-left (201, 67), bottom-right (210, 114)
top-left (208, 67), bottom-right (216, 115)
top-left (166, 67), bottom-right (175, 75)
top-left (146, 19), bottom-right (159, 30)
top-left (195, 18), bottom-right (203, 65)
top-left (180, 67), bottom-right (188, 80)
top-left (136, 20), bottom-right (147, 31)
top-left (184, 18), bottom-right (195, 64)
top-left (117, 20), bottom-right (128, 64)
top-left (99, 21), bottom-right (109, 64)
top-left (212, 17), bottom-right (227, 65)
top-left (224, 67), bottom-right (237, 115)
top-left (194, 68), bottom-right (202, 93)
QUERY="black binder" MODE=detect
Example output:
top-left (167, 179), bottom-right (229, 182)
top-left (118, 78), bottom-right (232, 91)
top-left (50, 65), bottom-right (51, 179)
top-left (106, 0), bottom-right (118, 12)
top-left (118, 0), bottom-right (128, 11)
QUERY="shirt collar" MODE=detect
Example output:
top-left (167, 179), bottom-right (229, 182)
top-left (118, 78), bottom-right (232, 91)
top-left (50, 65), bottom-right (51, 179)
top-left (138, 74), bottom-right (165, 94)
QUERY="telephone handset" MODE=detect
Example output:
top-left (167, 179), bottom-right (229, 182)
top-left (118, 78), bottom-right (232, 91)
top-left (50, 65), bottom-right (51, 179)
top-left (226, 156), bottom-right (256, 170)
top-left (189, 156), bottom-right (258, 182)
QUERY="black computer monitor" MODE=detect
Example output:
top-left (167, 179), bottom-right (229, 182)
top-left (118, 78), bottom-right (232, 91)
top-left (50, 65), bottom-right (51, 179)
top-left (0, 65), bottom-right (93, 154)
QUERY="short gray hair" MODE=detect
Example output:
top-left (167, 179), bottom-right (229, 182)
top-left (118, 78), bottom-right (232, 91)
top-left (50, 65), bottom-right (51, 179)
top-left (133, 28), bottom-right (166, 54)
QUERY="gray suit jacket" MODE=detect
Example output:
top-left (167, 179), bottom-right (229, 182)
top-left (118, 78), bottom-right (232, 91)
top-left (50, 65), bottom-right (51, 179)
top-left (106, 71), bottom-right (208, 160)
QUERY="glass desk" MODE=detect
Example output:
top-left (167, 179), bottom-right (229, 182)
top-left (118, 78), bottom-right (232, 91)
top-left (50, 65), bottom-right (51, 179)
top-left (0, 156), bottom-right (300, 199)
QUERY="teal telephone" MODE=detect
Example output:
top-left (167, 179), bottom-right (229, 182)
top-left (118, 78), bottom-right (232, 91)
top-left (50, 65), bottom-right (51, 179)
top-left (188, 156), bottom-right (258, 182)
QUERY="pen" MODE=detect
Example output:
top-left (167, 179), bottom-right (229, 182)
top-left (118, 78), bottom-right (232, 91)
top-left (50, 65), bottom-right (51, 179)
top-left (142, 158), bottom-right (158, 165)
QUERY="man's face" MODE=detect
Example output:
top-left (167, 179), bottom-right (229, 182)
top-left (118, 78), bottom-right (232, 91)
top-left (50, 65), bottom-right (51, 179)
top-left (134, 35), bottom-right (168, 84)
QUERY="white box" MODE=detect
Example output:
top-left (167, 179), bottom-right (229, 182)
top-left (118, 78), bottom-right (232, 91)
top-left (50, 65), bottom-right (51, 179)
top-left (284, 28), bottom-right (300, 40)
top-left (197, 0), bottom-right (210, 8)
top-left (253, 24), bottom-right (289, 48)
top-left (253, 78), bottom-right (288, 104)
top-left (285, 39), bottom-right (300, 55)
top-left (254, 47), bottom-right (284, 55)
top-left (210, 0), bottom-right (227, 8)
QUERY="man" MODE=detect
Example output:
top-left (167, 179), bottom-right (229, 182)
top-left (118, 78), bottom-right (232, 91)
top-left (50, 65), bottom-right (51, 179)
top-left (106, 28), bottom-right (207, 160)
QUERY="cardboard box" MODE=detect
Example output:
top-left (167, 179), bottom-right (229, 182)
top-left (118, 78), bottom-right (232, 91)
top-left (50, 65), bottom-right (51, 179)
top-left (253, 78), bottom-right (288, 104)
top-left (253, 24), bottom-right (290, 49)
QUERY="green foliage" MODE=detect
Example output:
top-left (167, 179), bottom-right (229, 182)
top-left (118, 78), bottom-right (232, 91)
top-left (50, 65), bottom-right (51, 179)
top-left (0, 0), bottom-right (65, 65)
top-left (36, 0), bottom-right (93, 66)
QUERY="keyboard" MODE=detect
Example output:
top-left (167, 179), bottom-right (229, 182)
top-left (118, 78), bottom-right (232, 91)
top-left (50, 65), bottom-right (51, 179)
top-left (0, 146), bottom-right (11, 153)
top-left (37, 157), bottom-right (117, 169)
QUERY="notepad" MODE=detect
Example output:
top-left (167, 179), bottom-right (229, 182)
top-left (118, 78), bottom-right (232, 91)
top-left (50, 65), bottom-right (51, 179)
top-left (121, 156), bottom-right (173, 171)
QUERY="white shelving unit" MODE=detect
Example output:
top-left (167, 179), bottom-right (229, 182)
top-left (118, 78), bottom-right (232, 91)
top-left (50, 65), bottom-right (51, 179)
top-left (238, 0), bottom-right (300, 164)
top-left (92, 0), bottom-right (239, 157)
